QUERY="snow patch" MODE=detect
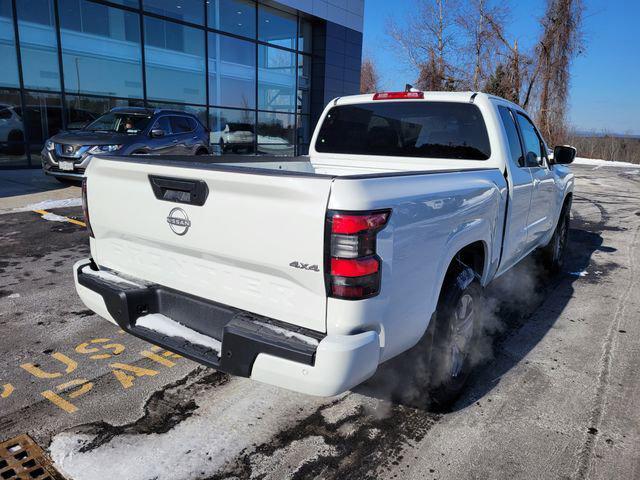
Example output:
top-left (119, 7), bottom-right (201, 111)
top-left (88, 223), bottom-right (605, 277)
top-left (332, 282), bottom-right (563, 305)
top-left (40, 212), bottom-right (71, 223)
top-left (49, 379), bottom-right (330, 480)
top-left (14, 197), bottom-right (82, 213)
top-left (569, 270), bottom-right (589, 277)
top-left (5, 293), bottom-right (20, 299)
top-left (137, 313), bottom-right (222, 354)
top-left (572, 157), bottom-right (639, 169)
top-left (252, 321), bottom-right (319, 346)
top-left (82, 268), bottom-right (143, 287)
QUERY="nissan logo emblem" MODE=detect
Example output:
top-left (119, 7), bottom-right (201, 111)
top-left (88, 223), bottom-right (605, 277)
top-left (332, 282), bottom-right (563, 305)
top-left (166, 207), bottom-right (191, 236)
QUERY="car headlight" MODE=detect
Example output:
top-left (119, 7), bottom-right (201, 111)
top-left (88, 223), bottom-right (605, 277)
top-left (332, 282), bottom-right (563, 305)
top-left (88, 144), bottom-right (122, 153)
top-left (45, 139), bottom-right (55, 151)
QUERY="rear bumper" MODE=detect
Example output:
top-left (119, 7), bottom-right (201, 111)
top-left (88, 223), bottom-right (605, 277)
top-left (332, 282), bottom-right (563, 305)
top-left (73, 259), bottom-right (380, 396)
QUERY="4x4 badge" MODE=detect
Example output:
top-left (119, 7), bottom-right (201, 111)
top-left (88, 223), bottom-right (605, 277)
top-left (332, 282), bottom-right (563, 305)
top-left (167, 207), bottom-right (191, 236)
top-left (289, 261), bottom-right (319, 272)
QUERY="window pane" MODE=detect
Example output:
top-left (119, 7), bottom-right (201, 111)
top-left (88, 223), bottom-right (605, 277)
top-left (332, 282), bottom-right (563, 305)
top-left (0, 89), bottom-right (27, 166)
top-left (0, 0), bottom-right (20, 88)
top-left (59, 0), bottom-right (143, 99)
top-left (16, 0), bottom-right (60, 91)
top-left (170, 115), bottom-right (193, 133)
top-left (152, 116), bottom-right (172, 133)
top-left (516, 113), bottom-right (543, 167)
top-left (146, 101), bottom-right (207, 126)
top-left (258, 5), bottom-right (296, 50)
top-left (208, 0), bottom-right (255, 38)
top-left (258, 45), bottom-right (295, 112)
top-left (298, 18), bottom-right (312, 53)
top-left (209, 107), bottom-right (254, 154)
top-left (316, 102), bottom-right (491, 160)
top-left (257, 111), bottom-right (294, 155)
top-left (144, 16), bottom-right (206, 104)
top-left (297, 114), bottom-right (310, 146)
top-left (143, 0), bottom-right (204, 25)
top-left (64, 95), bottom-right (144, 130)
top-left (297, 54), bottom-right (310, 114)
top-left (208, 33), bottom-right (255, 109)
top-left (23, 91), bottom-right (63, 147)
top-left (498, 106), bottom-right (524, 167)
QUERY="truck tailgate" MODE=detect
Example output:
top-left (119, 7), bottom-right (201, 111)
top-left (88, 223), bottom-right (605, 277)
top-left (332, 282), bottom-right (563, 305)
top-left (86, 157), bottom-right (333, 333)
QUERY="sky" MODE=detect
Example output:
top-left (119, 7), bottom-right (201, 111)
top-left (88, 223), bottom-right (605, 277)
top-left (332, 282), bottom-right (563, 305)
top-left (362, 0), bottom-right (640, 135)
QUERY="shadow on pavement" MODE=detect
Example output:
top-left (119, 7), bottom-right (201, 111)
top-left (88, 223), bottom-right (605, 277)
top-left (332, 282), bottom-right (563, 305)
top-left (356, 214), bottom-right (610, 412)
top-left (0, 169), bottom-right (69, 199)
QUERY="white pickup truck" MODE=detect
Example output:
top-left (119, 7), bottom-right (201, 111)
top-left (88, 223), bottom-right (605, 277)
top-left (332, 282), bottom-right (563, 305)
top-left (74, 91), bottom-right (576, 405)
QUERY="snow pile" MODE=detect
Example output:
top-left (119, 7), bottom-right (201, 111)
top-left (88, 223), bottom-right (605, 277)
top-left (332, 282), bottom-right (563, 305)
top-left (49, 379), bottom-right (329, 480)
top-left (137, 313), bottom-right (222, 354)
top-left (40, 212), bottom-right (72, 223)
top-left (252, 321), bottom-right (319, 346)
top-left (14, 197), bottom-right (82, 212)
top-left (572, 157), bottom-right (640, 169)
top-left (569, 270), bottom-right (589, 277)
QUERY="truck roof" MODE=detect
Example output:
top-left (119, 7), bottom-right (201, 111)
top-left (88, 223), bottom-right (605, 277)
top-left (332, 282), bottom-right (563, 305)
top-left (332, 91), bottom-right (522, 111)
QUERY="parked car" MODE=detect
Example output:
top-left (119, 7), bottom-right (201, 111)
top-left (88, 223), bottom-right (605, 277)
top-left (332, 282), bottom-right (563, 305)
top-left (73, 91), bottom-right (576, 405)
top-left (42, 107), bottom-right (211, 182)
top-left (210, 122), bottom-right (255, 153)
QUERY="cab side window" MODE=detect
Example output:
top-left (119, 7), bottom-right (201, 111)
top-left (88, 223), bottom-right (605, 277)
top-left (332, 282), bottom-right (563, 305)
top-left (516, 113), bottom-right (545, 167)
top-left (498, 106), bottom-right (524, 167)
top-left (153, 116), bottom-right (172, 134)
top-left (170, 116), bottom-right (193, 134)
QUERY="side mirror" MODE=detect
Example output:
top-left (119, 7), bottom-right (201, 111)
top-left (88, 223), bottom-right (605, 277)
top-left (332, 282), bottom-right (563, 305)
top-left (150, 128), bottom-right (165, 138)
top-left (552, 145), bottom-right (576, 164)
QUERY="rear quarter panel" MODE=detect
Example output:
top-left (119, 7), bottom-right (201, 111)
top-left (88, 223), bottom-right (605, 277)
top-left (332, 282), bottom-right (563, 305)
top-left (327, 169), bottom-right (507, 362)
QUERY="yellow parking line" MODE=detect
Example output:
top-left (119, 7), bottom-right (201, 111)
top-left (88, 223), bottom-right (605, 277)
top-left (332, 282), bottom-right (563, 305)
top-left (33, 209), bottom-right (86, 227)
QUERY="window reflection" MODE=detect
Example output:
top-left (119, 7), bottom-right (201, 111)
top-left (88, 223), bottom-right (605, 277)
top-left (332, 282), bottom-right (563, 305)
top-left (64, 95), bottom-right (144, 130)
top-left (0, 89), bottom-right (27, 166)
top-left (23, 91), bottom-right (63, 150)
top-left (257, 111), bottom-right (294, 155)
top-left (143, 0), bottom-right (204, 25)
top-left (146, 101), bottom-right (207, 126)
top-left (59, 0), bottom-right (143, 99)
top-left (258, 45), bottom-right (295, 112)
top-left (208, 0), bottom-right (255, 39)
top-left (208, 33), bottom-right (255, 109)
top-left (16, 0), bottom-right (60, 91)
top-left (258, 4), bottom-right (296, 50)
top-left (0, 0), bottom-right (20, 88)
top-left (297, 54), bottom-right (310, 114)
top-left (209, 107), bottom-right (254, 154)
top-left (144, 16), bottom-right (206, 105)
top-left (298, 18), bottom-right (312, 53)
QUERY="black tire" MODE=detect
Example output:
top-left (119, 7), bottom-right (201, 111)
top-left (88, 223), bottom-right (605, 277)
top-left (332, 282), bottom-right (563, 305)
top-left (195, 148), bottom-right (208, 156)
top-left (219, 139), bottom-right (226, 153)
top-left (540, 202), bottom-right (570, 274)
top-left (428, 266), bottom-right (483, 409)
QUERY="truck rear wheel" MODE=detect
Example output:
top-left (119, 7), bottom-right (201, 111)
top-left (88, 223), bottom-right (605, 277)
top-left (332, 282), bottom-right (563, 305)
top-left (428, 266), bottom-right (483, 409)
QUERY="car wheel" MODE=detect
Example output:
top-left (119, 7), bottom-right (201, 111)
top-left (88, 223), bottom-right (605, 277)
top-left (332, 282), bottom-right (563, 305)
top-left (195, 148), bottom-right (208, 156)
top-left (540, 203), bottom-right (570, 274)
top-left (219, 139), bottom-right (226, 153)
top-left (428, 265), bottom-right (483, 409)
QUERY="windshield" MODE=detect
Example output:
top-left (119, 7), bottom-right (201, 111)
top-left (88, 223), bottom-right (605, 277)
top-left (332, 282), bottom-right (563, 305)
top-left (315, 101), bottom-right (491, 160)
top-left (85, 112), bottom-right (152, 134)
top-left (228, 123), bottom-right (254, 133)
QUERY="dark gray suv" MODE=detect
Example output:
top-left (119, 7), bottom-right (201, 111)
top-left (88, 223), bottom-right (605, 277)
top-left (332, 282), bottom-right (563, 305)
top-left (42, 107), bottom-right (210, 181)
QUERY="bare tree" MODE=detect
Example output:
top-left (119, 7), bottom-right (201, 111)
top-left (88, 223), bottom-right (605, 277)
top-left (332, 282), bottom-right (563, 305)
top-left (360, 57), bottom-right (380, 94)
top-left (535, 0), bottom-right (584, 145)
top-left (387, 0), bottom-right (460, 90)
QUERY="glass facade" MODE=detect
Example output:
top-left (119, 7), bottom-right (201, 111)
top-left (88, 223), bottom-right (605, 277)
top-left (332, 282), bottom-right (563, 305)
top-left (0, 0), bottom-right (315, 167)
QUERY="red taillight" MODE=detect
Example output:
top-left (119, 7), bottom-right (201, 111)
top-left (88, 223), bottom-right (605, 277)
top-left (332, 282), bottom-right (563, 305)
top-left (326, 210), bottom-right (390, 300)
top-left (81, 178), bottom-right (94, 238)
top-left (331, 257), bottom-right (379, 277)
top-left (372, 91), bottom-right (424, 100)
top-left (331, 212), bottom-right (389, 234)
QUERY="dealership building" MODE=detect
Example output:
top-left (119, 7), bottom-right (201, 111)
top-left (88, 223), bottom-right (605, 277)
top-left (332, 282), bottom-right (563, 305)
top-left (0, 0), bottom-right (363, 168)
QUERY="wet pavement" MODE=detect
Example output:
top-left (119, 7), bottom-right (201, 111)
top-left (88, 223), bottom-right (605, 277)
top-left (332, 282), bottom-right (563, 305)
top-left (1, 164), bottom-right (639, 480)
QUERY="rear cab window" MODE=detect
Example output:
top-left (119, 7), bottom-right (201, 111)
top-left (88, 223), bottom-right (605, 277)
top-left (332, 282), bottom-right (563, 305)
top-left (315, 101), bottom-right (491, 160)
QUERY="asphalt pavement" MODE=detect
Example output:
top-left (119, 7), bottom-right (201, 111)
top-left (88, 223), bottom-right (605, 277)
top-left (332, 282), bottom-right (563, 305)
top-left (0, 164), bottom-right (639, 480)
